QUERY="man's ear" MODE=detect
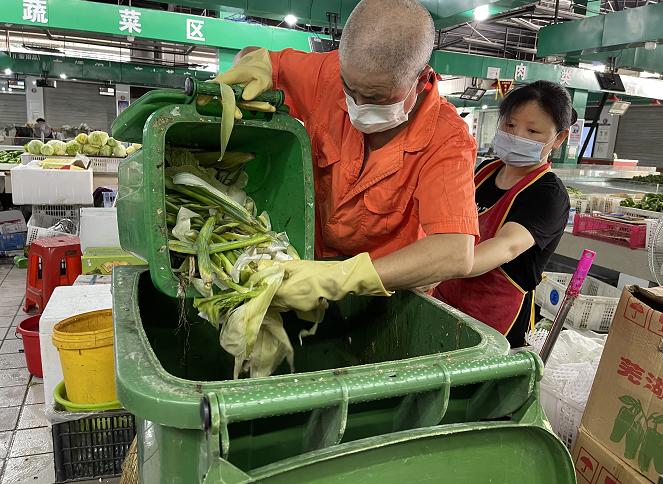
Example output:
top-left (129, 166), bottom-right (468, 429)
top-left (553, 129), bottom-right (570, 149)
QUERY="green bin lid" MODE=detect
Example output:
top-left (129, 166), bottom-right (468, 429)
top-left (204, 424), bottom-right (575, 483)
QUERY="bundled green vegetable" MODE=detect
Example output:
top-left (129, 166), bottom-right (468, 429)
top-left (621, 193), bottom-right (663, 212)
top-left (0, 151), bottom-right (22, 164)
top-left (632, 174), bottom-right (663, 185)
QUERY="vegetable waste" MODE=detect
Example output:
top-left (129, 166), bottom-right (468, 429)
top-left (165, 145), bottom-right (297, 379)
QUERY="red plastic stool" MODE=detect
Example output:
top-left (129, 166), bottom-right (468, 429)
top-left (24, 236), bottom-right (82, 313)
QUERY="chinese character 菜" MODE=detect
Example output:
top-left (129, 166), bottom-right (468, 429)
top-left (119, 8), bottom-right (142, 34)
top-left (186, 19), bottom-right (206, 42)
top-left (645, 373), bottom-right (663, 399)
top-left (560, 67), bottom-right (573, 86)
top-left (618, 357), bottom-right (645, 385)
top-left (23, 0), bottom-right (48, 24)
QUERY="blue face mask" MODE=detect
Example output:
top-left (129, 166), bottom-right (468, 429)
top-left (492, 129), bottom-right (557, 167)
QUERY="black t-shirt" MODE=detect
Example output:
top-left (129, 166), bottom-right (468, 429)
top-left (475, 160), bottom-right (570, 346)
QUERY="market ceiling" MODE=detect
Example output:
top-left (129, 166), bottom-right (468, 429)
top-left (116, 0), bottom-right (540, 29)
top-left (537, 2), bottom-right (663, 72)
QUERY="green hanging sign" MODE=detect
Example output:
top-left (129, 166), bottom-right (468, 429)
top-left (3, 0), bottom-right (319, 52)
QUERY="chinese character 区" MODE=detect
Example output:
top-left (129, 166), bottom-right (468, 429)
top-left (514, 63), bottom-right (528, 81)
top-left (119, 9), bottom-right (142, 34)
top-left (560, 67), bottom-right (573, 86)
top-left (186, 19), bottom-right (205, 42)
top-left (618, 357), bottom-right (645, 385)
top-left (23, 0), bottom-right (48, 24)
top-left (645, 373), bottom-right (663, 399)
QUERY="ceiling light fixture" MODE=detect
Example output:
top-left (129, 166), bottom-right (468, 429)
top-left (284, 14), bottom-right (298, 26)
top-left (3, 68), bottom-right (11, 75)
top-left (474, 5), bottom-right (490, 22)
top-left (59, 73), bottom-right (67, 79)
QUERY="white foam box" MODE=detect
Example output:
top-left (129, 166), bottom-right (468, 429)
top-left (79, 207), bottom-right (120, 252)
top-left (39, 284), bottom-right (112, 418)
top-left (10, 164), bottom-right (93, 205)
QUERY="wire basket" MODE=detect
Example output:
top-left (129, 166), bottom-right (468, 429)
top-left (26, 206), bottom-right (80, 245)
top-left (572, 213), bottom-right (648, 249)
top-left (534, 272), bottom-right (621, 332)
top-left (20, 154), bottom-right (121, 173)
top-left (52, 411), bottom-right (136, 483)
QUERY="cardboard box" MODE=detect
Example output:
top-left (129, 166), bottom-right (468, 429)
top-left (573, 427), bottom-right (650, 484)
top-left (582, 285), bottom-right (663, 482)
top-left (0, 210), bottom-right (27, 235)
top-left (81, 247), bottom-right (145, 275)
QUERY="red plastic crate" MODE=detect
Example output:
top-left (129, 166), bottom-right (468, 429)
top-left (572, 213), bottom-right (647, 249)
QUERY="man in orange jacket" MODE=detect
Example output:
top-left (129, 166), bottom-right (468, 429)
top-left (213, 0), bottom-right (479, 313)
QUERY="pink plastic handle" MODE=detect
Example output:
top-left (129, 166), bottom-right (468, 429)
top-left (567, 249), bottom-right (596, 297)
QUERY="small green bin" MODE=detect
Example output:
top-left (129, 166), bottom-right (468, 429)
top-left (113, 266), bottom-right (575, 483)
top-left (112, 83), bottom-right (315, 298)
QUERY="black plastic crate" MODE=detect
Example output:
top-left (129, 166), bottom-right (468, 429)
top-left (52, 411), bottom-right (136, 483)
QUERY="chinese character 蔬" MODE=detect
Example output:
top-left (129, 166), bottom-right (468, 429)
top-left (618, 357), bottom-right (645, 385)
top-left (560, 67), bottom-right (573, 86)
top-left (119, 8), bottom-right (142, 34)
top-left (645, 373), bottom-right (663, 399)
top-left (23, 0), bottom-right (48, 24)
top-left (514, 63), bottom-right (528, 81)
top-left (186, 19), bottom-right (205, 42)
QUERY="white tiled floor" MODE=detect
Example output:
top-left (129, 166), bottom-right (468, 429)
top-left (0, 264), bottom-right (118, 484)
top-left (0, 264), bottom-right (55, 484)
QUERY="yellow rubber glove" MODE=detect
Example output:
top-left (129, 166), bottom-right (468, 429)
top-left (270, 253), bottom-right (392, 321)
top-left (198, 48), bottom-right (276, 119)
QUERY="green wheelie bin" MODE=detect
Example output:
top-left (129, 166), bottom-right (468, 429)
top-left (111, 81), bottom-right (575, 483)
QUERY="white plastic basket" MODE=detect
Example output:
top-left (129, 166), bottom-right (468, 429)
top-left (526, 328), bottom-right (605, 450)
top-left (534, 272), bottom-right (621, 332)
top-left (26, 205), bottom-right (81, 245)
top-left (20, 154), bottom-right (121, 173)
top-left (589, 194), bottom-right (626, 214)
top-left (616, 205), bottom-right (663, 219)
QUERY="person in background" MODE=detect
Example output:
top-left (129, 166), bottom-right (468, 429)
top-left (210, 0), bottom-right (479, 314)
top-left (33, 118), bottom-right (53, 140)
top-left (434, 81), bottom-right (572, 347)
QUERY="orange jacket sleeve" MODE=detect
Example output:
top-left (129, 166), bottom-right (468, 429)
top-left (269, 49), bottom-right (331, 124)
top-left (415, 128), bottom-right (479, 237)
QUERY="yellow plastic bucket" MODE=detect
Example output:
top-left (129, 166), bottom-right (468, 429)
top-left (52, 309), bottom-right (116, 404)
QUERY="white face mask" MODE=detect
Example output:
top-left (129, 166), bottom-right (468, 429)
top-left (492, 129), bottom-right (558, 167)
top-left (344, 79), bottom-right (418, 134)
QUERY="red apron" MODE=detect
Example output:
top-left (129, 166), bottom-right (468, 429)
top-left (433, 159), bottom-right (551, 335)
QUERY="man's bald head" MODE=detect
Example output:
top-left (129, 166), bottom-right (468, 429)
top-left (339, 0), bottom-right (435, 92)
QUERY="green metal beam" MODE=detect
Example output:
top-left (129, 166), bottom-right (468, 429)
top-left (430, 50), bottom-right (663, 99)
top-left (2, 0), bottom-right (318, 52)
top-left (0, 51), bottom-right (217, 88)
top-left (582, 47), bottom-right (663, 75)
top-left (538, 2), bottom-right (663, 58)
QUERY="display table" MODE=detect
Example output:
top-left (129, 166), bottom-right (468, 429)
top-left (555, 231), bottom-right (651, 282)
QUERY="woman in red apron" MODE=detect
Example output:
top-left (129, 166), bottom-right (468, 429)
top-left (434, 81), bottom-right (573, 347)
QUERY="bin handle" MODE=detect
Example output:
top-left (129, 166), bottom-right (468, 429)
top-left (302, 378), bottom-right (349, 452)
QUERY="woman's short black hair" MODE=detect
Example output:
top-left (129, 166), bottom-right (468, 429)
top-left (499, 80), bottom-right (578, 132)
top-left (36, 118), bottom-right (45, 123)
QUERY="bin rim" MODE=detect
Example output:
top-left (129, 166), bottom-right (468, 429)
top-left (52, 309), bottom-right (114, 350)
top-left (114, 266), bottom-right (540, 431)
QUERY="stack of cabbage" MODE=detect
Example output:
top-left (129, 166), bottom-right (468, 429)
top-left (25, 131), bottom-right (141, 158)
